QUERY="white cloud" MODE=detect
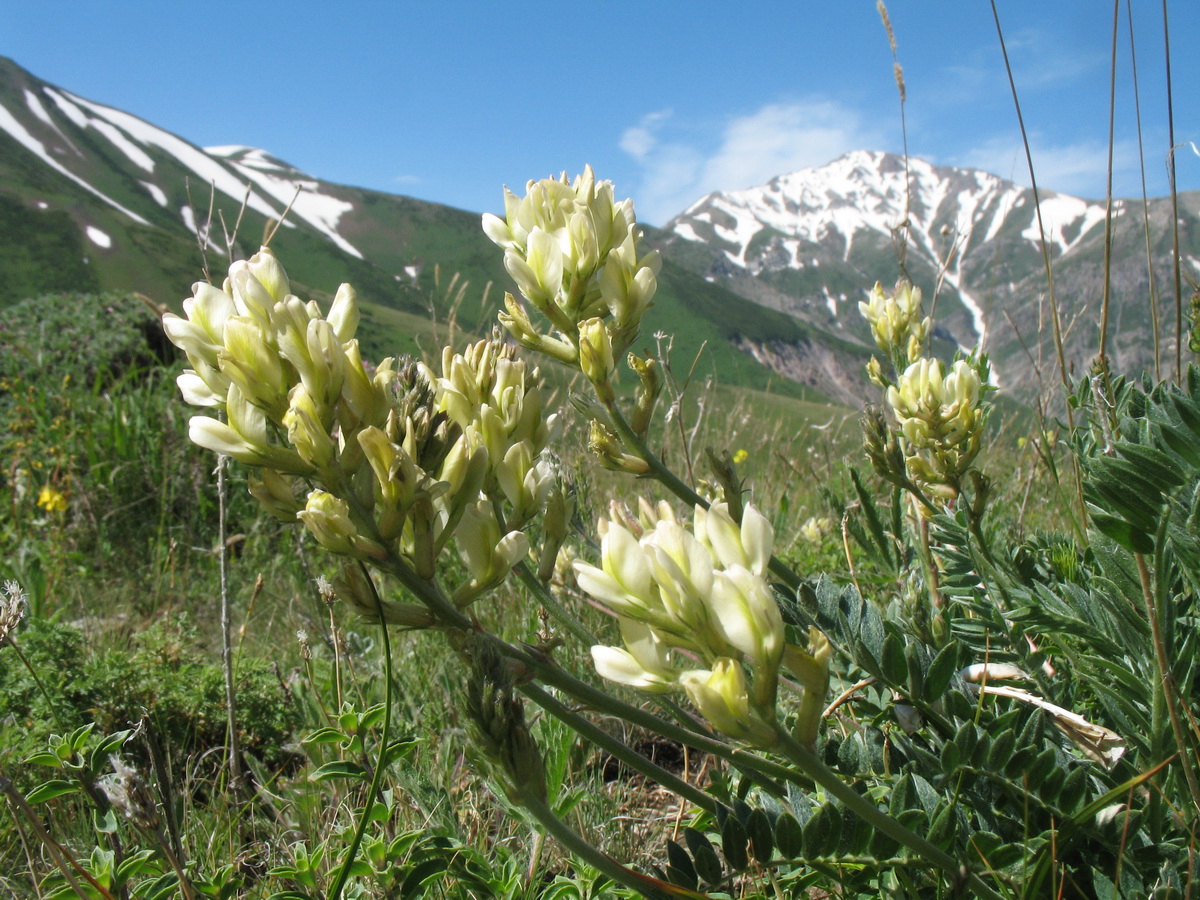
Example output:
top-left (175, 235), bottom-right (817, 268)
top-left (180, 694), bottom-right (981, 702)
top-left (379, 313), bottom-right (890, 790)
top-left (620, 100), bottom-right (883, 224)
top-left (955, 135), bottom-right (1143, 199)
top-left (393, 174), bottom-right (421, 184)
top-left (619, 109), bottom-right (672, 161)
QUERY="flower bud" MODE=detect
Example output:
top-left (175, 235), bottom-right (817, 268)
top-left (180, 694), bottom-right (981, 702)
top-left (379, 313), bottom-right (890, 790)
top-left (327, 282), bottom-right (359, 343)
top-left (454, 501), bottom-right (530, 605)
top-left (783, 627), bottom-right (832, 747)
top-left (577, 317), bottom-right (615, 402)
top-left (245, 246), bottom-right (291, 303)
top-left (284, 387), bottom-right (337, 471)
top-left (218, 316), bottom-right (288, 417)
top-left (679, 660), bottom-right (777, 748)
top-left (587, 420), bottom-right (649, 474)
top-left (247, 468), bottom-right (303, 520)
top-left (628, 353), bottom-right (663, 437)
top-left (297, 491), bottom-right (357, 556)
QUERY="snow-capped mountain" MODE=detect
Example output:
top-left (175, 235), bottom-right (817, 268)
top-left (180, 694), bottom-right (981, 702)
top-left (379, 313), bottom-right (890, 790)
top-left (659, 150), bottom-right (1200, 395)
top-left (4, 49), bottom-right (1198, 404)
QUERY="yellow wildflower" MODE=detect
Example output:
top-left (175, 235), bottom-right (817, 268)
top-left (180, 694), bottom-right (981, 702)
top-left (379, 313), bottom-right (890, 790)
top-left (37, 485), bottom-right (67, 513)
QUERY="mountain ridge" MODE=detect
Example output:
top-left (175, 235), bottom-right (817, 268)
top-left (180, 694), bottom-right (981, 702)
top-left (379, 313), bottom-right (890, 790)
top-left (655, 148), bottom-right (1200, 394)
top-left (4, 53), bottom-right (1198, 404)
top-left (0, 56), bottom-right (843, 404)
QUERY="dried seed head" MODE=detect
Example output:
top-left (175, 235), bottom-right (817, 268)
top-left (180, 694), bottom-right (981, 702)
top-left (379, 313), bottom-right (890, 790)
top-left (0, 581), bottom-right (27, 644)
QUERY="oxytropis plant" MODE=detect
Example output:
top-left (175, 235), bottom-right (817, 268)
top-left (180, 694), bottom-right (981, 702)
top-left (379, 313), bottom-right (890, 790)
top-left (158, 168), bottom-right (1162, 900)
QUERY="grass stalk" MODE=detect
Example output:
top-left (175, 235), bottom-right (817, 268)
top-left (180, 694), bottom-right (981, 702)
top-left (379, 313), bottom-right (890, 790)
top-left (1124, 0), bottom-right (1163, 381)
top-left (1161, 0), bottom-right (1183, 380)
top-left (989, 0), bottom-right (1088, 533)
top-left (216, 452), bottom-right (242, 788)
top-left (1098, 0), bottom-right (1120, 366)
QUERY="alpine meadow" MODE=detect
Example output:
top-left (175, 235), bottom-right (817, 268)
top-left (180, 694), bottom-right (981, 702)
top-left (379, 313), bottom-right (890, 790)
top-left (4, 5), bottom-right (1200, 899)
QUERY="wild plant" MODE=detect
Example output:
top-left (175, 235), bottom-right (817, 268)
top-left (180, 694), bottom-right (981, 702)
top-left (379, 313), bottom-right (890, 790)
top-left (127, 163), bottom-right (1200, 899)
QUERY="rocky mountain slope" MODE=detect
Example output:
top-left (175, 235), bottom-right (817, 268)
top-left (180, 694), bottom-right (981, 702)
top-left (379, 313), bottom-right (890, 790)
top-left (656, 150), bottom-right (1200, 396)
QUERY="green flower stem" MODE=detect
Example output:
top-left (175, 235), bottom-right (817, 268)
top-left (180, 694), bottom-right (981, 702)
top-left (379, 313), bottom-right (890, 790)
top-left (510, 560), bottom-right (723, 737)
top-left (519, 793), bottom-right (676, 900)
top-left (373, 550), bottom-right (799, 794)
top-left (519, 652), bottom-right (796, 796)
top-left (600, 399), bottom-right (803, 593)
top-left (773, 731), bottom-right (1005, 900)
top-left (511, 560), bottom-right (597, 647)
top-left (519, 682), bottom-right (717, 814)
top-left (326, 563), bottom-right (394, 900)
top-left (2, 636), bottom-right (67, 734)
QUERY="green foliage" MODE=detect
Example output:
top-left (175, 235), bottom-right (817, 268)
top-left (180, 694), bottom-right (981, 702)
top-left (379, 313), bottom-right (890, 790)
top-left (0, 615), bottom-right (301, 769)
top-left (0, 289), bottom-right (169, 385)
top-left (0, 193), bottom-right (101, 307)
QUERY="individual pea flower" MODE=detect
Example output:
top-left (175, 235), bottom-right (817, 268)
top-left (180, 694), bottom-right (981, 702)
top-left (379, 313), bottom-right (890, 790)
top-left (163, 282), bottom-right (238, 407)
top-left (297, 490), bottom-right (385, 560)
top-left (217, 315), bottom-right (289, 418)
top-left (590, 618), bottom-right (678, 692)
top-left (283, 385), bottom-right (338, 471)
top-left (858, 280), bottom-right (931, 372)
top-left (627, 353), bottom-right (663, 438)
top-left (679, 659), bottom-right (779, 749)
top-left (587, 420), bottom-right (650, 474)
top-left (694, 502), bottom-right (773, 578)
top-left (709, 566), bottom-right (785, 697)
top-left (573, 515), bottom-right (658, 620)
top-left (782, 627), bottom-right (833, 747)
top-left (453, 501), bottom-right (531, 606)
top-left (536, 477), bottom-right (575, 582)
top-left (247, 469), bottom-right (304, 521)
top-left (577, 317), bottom-right (616, 403)
top-left (495, 443), bottom-right (555, 527)
top-left (189, 384), bottom-right (310, 474)
top-left (331, 562), bottom-right (435, 628)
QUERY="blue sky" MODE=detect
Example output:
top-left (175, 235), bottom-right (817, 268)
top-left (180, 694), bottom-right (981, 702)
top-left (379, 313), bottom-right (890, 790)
top-left (4, 1), bottom-right (1199, 225)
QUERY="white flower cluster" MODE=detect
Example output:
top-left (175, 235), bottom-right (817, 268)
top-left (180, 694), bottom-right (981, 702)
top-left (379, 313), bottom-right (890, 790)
top-left (162, 248), bottom-right (564, 612)
top-left (483, 167), bottom-right (660, 369)
top-left (859, 279), bottom-right (931, 375)
top-left (573, 501), bottom-right (824, 748)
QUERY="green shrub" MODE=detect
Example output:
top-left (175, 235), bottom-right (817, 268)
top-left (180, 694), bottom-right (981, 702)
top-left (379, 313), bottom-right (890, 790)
top-left (0, 614), bottom-right (302, 772)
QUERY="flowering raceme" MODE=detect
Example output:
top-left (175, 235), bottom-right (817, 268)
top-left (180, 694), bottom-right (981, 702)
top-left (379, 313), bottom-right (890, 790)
top-left (574, 501), bottom-right (827, 748)
top-left (162, 248), bottom-right (553, 608)
top-left (859, 279), bottom-right (931, 372)
top-left (483, 167), bottom-right (660, 370)
top-left (886, 357), bottom-right (986, 496)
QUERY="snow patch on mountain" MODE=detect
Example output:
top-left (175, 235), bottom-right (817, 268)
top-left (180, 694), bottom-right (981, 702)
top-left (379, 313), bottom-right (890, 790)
top-left (44, 89), bottom-right (155, 172)
top-left (211, 148), bottom-right (362, 259)
top-left (666, 150), bottom-right (1111, 361)
top-left (86, 225), bottom-right (111, 248)
top-left (1022, 195), bottom-right (1112, 255)
top-left (57, 90), bottom-right (295, 234)
top-left (0, 102), bottom-right (150, 224)
top-left (141, 181), bottom-right (167, 206)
